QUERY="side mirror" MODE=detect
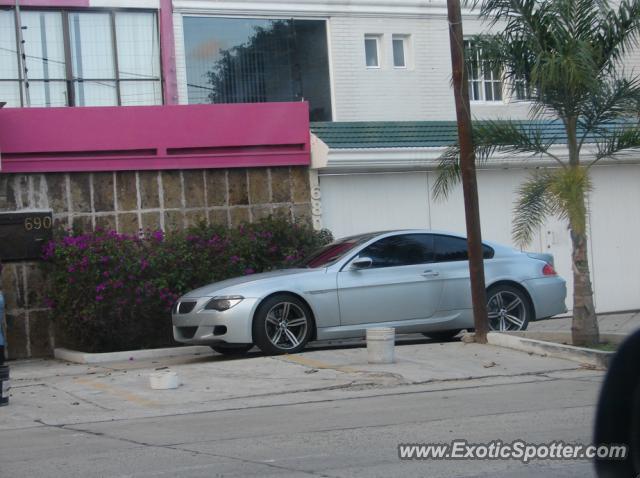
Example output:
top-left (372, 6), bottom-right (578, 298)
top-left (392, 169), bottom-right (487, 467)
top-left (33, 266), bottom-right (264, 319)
top-left (350, 257), bottom-right (373, 270)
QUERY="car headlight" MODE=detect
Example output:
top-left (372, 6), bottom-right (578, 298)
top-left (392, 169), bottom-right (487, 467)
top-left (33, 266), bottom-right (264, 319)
top-left (204, 296), bottom-right (244, 311)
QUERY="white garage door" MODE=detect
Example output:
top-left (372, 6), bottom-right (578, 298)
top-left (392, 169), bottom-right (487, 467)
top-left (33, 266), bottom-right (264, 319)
top-left (319, 165), bottom-right (640, 314)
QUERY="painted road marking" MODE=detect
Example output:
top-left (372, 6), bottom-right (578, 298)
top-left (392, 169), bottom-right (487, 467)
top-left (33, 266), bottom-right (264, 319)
top-left (280, 354), bottom-right (357, 373)
top-left (74, 377), bottom-right (160, 407)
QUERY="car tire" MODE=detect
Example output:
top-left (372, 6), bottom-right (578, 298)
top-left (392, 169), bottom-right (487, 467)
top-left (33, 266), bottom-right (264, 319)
top-left (486, 284), bottom-right (531, 332)
top-left (423, 330), bottom-right (462, 341)
top-left (252, 294), bottom-right (313, 355)
top-left (210, 344), bottom-right (254, 356)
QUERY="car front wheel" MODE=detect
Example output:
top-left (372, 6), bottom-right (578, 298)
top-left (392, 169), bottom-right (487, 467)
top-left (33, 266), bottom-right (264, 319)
top-left (253, 294), bottom-right (313, 355)
top-left (487, 284), bottom-right (531, 332)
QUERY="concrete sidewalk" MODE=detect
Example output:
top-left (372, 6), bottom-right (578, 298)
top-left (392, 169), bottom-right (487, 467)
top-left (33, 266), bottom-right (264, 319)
top-left (3, 337), bottom-right (597, 431)
top-left (2, 313), bottom-right (630, 478)
top-left (529, 310), bottom-right (640, 334)
top-left (3, 311), bottom-right (632, 431)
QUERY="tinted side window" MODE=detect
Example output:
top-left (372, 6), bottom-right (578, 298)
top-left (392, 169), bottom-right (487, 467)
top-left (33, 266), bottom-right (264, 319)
top-left (360, 234), bottom-right (434, 268)
top-left (433, 235), bottom-right (495, 262)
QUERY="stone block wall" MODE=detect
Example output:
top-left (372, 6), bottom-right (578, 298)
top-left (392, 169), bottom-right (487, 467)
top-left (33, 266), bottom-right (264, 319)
top-left (0, 166), bottom-right (312, 359)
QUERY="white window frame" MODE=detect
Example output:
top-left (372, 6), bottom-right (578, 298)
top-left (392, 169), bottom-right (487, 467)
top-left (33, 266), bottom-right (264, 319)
top-left (512, 78), bottom-right (534, 102)
top-left (392, 34), bottom-right (410, 69)
top-left (464, 39), bottom-right (504, 103)
top-left (364, 34), bottom-right (382, 69)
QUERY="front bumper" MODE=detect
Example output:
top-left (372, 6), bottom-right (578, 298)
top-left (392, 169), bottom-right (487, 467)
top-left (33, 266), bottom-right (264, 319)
top-left (172, 297), bottom-right (258, 345)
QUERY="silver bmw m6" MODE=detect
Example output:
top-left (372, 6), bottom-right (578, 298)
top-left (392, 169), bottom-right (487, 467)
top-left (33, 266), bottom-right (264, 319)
top-left (172, 230), bottom-right (567, 355)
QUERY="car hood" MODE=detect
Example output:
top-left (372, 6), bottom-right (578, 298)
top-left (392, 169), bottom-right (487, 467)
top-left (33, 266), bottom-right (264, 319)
top-left (182, 268), bottom-right (317, 298)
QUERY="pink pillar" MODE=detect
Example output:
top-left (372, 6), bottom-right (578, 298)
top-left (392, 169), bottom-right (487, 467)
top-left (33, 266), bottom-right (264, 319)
top-left (159, 0), bottom-right (178, 105)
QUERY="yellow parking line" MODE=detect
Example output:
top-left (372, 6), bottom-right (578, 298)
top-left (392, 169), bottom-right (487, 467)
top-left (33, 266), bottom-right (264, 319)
top-left (75, 377), bottom-right (160, 407)
top-left (282, 354), bottom-right (357, 373)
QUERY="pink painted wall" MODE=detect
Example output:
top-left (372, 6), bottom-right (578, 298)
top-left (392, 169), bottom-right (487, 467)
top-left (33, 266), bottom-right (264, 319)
top-left (159, 0), bottom-right (178, 105)
top-left (0, 103), bottom-right (311, 173)
top-left (0, 0), bottom-right (88, 6)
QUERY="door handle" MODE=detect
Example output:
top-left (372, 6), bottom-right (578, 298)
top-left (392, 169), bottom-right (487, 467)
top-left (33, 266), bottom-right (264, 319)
top-left (421, 270), bottom-right (440, 277)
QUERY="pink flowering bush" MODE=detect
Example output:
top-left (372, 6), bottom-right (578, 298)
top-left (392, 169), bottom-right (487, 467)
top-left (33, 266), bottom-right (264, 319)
top-left (43, 217), bottom-right (332, 353)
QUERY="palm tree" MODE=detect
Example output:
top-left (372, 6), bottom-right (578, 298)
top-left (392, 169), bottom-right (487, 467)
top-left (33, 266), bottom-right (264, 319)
top-left (434, 0), bottom-right (640, 346)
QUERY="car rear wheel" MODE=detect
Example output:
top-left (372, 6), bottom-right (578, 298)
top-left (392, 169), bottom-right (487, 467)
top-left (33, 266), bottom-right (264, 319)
top-left (422, 330), bottom-right (462, 341)
top-left (210, 344), bottom-right (254, 356)
top-left (253, 294), bottom-right (313, 355)
top-left (487, 284), bottom-right (531, 332)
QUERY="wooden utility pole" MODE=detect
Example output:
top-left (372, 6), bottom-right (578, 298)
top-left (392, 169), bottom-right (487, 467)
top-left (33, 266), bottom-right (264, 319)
top-left (446, 0), bottom-right (489, 343)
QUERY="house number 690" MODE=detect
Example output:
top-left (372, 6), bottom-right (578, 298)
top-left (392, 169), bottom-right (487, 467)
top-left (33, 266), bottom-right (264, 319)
top-left (24, 216), bottom-right (52, 231)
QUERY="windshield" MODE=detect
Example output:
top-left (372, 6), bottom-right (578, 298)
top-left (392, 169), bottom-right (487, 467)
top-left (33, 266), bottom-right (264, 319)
top-left (301, 233), bottom-right (376, 268)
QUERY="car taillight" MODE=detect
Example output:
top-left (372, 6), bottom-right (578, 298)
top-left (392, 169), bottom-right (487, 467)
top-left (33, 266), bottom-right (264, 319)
top-left (542, 263), bottom-right (557, 276)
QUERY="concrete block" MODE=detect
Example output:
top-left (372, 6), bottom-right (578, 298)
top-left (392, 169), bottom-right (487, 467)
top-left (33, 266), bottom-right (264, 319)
top-left (487, 332), bottom-right (614, 369)
top-left (92, 172), bottom-right (115, 212)
top-left (228, 169), bottom-right (248, 205)
top-left (205, 170), bottom-right (227, 206)
top-left (54, 345), bottom-right (212, 364)
top-left (138, 171), bottom-right (160, 210)
top-left (116, 172), bottom-right (138, 211)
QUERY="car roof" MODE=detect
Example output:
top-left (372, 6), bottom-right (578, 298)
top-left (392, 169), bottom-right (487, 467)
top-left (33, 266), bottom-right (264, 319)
top-left (336, 229), bottom-right (468, 241)
top-left (334, 229), bottom-right (517, 256)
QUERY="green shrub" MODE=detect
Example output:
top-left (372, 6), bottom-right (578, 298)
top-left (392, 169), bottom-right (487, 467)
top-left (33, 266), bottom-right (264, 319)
top-left (43, 217), bottom-right (332, 353)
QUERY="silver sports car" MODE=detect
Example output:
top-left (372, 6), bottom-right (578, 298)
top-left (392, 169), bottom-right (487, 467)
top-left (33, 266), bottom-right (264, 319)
top-left (172, 230), bottom-right (567, 355)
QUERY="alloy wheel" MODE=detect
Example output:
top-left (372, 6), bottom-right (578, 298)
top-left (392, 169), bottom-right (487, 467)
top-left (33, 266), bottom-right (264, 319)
top-left (264, 302), bottom-right (309, 351)
top-left (487, 290), bottom-right (527, 331)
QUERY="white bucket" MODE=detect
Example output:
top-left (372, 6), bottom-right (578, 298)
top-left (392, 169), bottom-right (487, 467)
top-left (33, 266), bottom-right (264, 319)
top-left (149, 370), bottom-right (179, 390)
top-left (366, 327), bottom-right (395, 364)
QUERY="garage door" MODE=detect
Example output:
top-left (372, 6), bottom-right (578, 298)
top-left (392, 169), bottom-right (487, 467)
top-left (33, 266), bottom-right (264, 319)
top-left (319, 166), bottom-right (640, 314)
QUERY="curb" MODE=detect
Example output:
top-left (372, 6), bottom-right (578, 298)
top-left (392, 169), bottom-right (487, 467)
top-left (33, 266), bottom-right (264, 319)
top-left (54, 345), bottom-right (213, 364)
top-left (486, 332), bottom-right (615, 369)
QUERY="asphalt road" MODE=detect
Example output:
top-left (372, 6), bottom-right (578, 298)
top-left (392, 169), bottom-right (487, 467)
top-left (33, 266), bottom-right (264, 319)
top-left (1, 367), bottom-right (602, 478)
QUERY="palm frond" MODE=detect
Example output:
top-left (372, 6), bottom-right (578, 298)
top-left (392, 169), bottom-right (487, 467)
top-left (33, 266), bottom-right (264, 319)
top-left (432, 146), bottom-right (462, 201)
top-left (512, 172), bottom-right (554, 247)
top-left (513, 167), bottom-right (593, 246)
top-left (578, 76), bottom-right (640, 147)
top-left (593, 124), bottom-right (640, 164)
top-left (595, 0), bottom-right (640, 71)
top-left (473, 120), bottom-right (561, 163)
top-left (468, 0), bottom-right (640, 119)
top-left (548, 166), bottom-right (592, 234)
top-left (432, 120), bottom-right (561, 201)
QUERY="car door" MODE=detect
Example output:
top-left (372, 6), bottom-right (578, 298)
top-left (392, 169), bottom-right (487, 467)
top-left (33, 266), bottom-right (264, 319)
top-left (337, 233), bottom-right (445, 326)
top-left (432, 234), bottom-right (495, 312)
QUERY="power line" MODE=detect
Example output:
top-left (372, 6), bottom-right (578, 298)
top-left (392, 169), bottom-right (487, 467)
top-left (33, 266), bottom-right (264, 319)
top-left (0, 46), bottom-right (160, 80)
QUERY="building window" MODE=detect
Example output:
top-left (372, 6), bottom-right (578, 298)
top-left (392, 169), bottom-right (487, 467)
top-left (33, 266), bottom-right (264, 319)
top-left (183, 17), bottom-right (332, 121)
top-left (115, 12), bottom-right (162, 106)
top-left (364, 35), bottom-right (381, 68)
top-left (513, 79), bottom-right (533, 101)
top-left (392, 34), bottom-right (409, 68)
top-left (1, 9), bottom-right (24, 107)
top-left (465, 40), bottom-right (503, 102)
top-left (0, 8), bottom-right (161, 107)
top-left (21, 11), bottom-right (67, 107)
